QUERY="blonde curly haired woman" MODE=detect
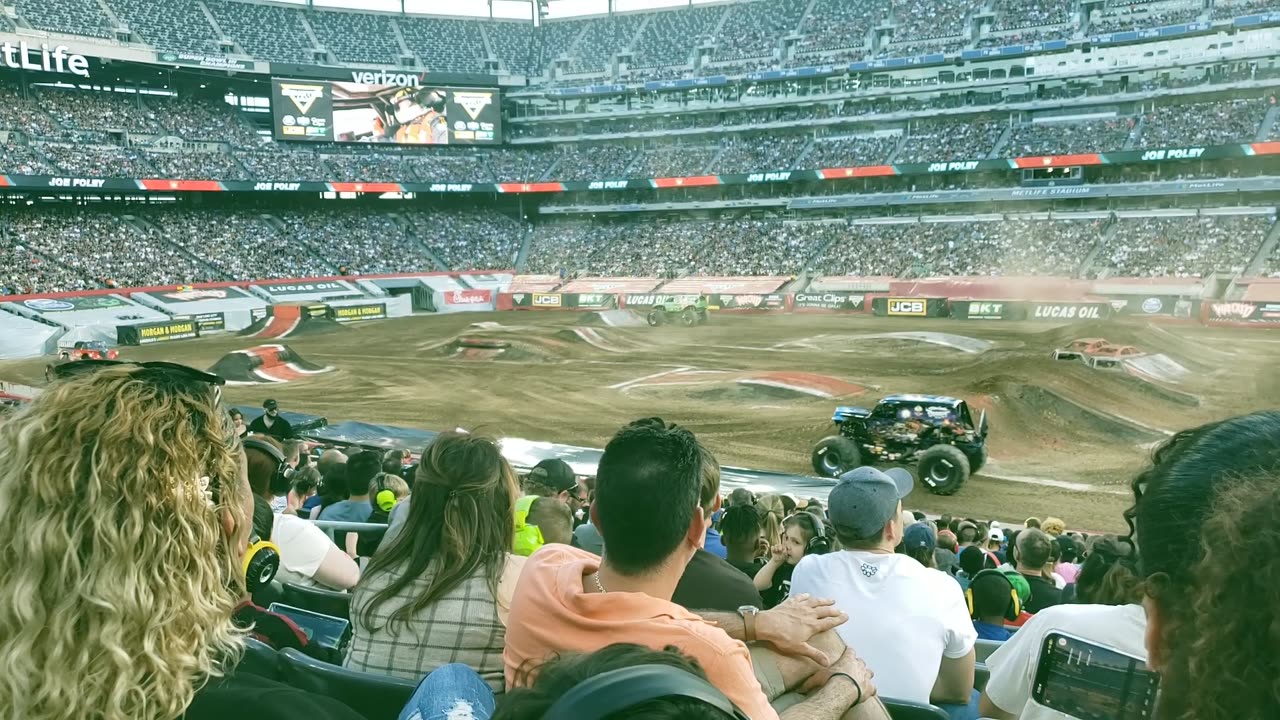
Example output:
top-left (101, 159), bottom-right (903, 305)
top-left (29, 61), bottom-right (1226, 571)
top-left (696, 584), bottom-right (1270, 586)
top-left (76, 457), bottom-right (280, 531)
top-left (0, 362), bottom-right (362, 720)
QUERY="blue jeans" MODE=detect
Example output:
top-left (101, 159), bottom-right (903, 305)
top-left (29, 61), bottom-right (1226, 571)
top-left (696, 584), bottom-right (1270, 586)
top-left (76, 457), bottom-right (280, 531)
top-left (937, 688), bottom-right (980, 720)
top-left (400, 664), bottom-right (496, 720)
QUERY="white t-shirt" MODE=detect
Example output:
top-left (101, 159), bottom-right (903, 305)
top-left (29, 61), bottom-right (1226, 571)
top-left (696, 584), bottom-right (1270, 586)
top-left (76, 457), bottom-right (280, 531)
top-left (791, 551), bottom-right (977, 704)
top-left (271, 513), bottom-right (338, 589)
top-left (983, 603), bottom-right (1148, 720)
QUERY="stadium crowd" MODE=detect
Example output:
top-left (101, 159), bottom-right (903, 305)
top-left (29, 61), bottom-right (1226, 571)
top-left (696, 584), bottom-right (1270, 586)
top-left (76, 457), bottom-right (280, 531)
top-left (3, 211), bottom-right (1274, 295)
top-left (1, 363), bottom-right (1277, 720)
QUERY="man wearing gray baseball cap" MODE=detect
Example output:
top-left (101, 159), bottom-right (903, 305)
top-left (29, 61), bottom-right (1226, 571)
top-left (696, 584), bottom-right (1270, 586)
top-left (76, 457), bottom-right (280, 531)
top-left (790, 467), bottom-right (977, 712)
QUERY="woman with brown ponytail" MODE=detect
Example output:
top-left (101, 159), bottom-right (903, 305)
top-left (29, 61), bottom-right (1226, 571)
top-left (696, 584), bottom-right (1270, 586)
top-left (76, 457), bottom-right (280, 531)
top-left (346, 432), bottom-right (525, 692)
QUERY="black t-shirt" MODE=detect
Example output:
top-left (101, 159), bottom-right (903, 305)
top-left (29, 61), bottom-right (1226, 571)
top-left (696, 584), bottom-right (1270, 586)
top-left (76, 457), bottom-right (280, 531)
top-left (248, 414), bottom-right (294, 440)
top-left (672, 549), bottom-right (764, 612)
top-left (1022, 573), bottom-right (1065, 614)
top-left (184, 672), bottom-right (364, 720)
top-left (729, 558), bottom-right (765, 580)
top-left (760, 561), bottom-right (795, 609)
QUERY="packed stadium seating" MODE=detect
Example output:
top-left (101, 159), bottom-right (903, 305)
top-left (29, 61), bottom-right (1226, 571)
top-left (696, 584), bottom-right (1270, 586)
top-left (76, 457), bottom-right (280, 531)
top-left (1095, 215), bottom-right (1273, 278)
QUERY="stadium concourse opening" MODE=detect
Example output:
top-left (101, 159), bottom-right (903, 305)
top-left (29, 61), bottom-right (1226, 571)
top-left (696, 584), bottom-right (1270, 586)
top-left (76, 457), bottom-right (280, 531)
top-left (208, 344), bottom-right (333, 384)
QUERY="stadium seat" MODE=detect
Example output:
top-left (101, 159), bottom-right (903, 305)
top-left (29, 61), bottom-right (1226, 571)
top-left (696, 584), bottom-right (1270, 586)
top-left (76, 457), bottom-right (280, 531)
top-left (278, 647), bottom-right (417, 720)
top-left (975, 638), bottom-right (1003, 662)
top-left (239, 637), bottom-right (283, 680)
top-left (280, 583), bottom-right (353, 621)
top-left (975, 661), bottom-right (990, 692)
top-left (883, 698), bottom-right (950, 720)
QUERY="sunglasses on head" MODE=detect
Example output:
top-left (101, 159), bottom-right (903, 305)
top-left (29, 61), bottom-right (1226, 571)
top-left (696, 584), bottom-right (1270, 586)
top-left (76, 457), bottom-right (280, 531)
top-left (51, 359), bottom-right (226, 387)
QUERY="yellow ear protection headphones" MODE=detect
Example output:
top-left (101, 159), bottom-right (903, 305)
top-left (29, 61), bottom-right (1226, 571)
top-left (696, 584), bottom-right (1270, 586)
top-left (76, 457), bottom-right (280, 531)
top-left (795, 512), bottom-right (831, 555)
top-left (243, 436), bottom-right (295, 496)
top-left (373, 473), bottom-right (400, 512)
top-left (243, 535), bottom-right (281, 593)
top-left (512, 495), bottom-right (546, 557)
top-left (965, 568), bottom-right (1022, 622)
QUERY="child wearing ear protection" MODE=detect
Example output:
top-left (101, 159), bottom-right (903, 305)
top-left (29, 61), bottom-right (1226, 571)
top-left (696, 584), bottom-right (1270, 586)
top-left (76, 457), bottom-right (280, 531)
top-left (754, 512), bottom-right (830, 609)
top-left (355, 473), bottom-right (411, 558)
top-left (966, 570), bottom-right (1020, 641)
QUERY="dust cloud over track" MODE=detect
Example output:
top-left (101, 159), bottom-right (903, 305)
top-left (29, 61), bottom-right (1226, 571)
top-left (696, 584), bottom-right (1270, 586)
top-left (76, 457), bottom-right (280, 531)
top-left (6, 313), bottom-right (1276, 531)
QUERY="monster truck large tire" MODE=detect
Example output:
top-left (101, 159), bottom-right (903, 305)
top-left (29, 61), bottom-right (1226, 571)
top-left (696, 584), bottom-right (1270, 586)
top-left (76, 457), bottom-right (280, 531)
top-left (697, 310), bottom-right (709, 325)
top-left (917, 445), bottom-right (970, 496)
top-left (967, 444), bottom-right (988, 475)
top-left (45, 364), bottom-right (56, 383)
top-left (647, 309), bottom-right (666, 326)
top-left (812, 436), bottom-right (861, 478)
top-left (680, 307), bottom-right (699, 327)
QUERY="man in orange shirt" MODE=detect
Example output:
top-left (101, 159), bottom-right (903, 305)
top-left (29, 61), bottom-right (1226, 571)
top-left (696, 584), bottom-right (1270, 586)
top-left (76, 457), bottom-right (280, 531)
top-left (505, 418), bottom-right (889, 720)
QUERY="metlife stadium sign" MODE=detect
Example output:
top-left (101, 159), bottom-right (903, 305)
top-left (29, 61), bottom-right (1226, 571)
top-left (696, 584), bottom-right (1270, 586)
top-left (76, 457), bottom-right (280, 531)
top-left (1, 42), bottom-right (90, 77)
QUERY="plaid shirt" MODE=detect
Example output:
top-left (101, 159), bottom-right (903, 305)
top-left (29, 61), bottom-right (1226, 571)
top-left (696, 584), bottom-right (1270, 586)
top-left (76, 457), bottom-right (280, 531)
top-left (345, 560), bottom-right (506, 692)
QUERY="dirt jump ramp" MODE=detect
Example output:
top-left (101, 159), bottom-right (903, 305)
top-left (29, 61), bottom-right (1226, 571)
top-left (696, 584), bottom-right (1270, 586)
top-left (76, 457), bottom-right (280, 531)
top-left (209, 344), bottom-right (334, 384)
top-left (239, 304), bottom-right (342, 339)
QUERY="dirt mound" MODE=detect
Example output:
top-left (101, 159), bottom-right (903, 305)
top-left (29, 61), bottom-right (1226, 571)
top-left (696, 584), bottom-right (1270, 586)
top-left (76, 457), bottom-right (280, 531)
top-left (579, 309), bottom-right (646, 327)
top-left (209, 344), bottom-right (333, 384)
top-left (858, 331), bottom-right (993, 354)
top-left (969, 377), bottom-right (1167, 447)
top-left (621, 368), bottom-right (864, 401)
top-left (556, 327), bottom-right (646, 353)
top-left (441, 335), bottom-right (564, 362)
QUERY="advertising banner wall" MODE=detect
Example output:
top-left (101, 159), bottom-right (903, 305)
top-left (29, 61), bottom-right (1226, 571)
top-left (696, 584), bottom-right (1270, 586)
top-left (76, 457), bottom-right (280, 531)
top-left (117, 318), bottom-right (200, 345)
top-left (148, 286), bottom-right (255, 304)
top-left (872, 297), bottom-right (949, 317)
top-left (1025, 302), bottom-right (1114, 322)
top-left (949, 299), bottom-right (1025, 321)
top-left (22, 295), bottom-right (128, 313)
top-left (1204, 301), bottom-right (1280, 325)
top-left (433, 288), bottom-right (496, 313)
top-left (707, 293), bottom-right (788, 311)
top-left (259, 280), bottom-right (351, 296)
top-left (1104, 295), bottom-right (1185, 317)
top-left (510, 292), bottom-right (616, 310)
top-left (193, 312), bottom-right (227, 333)
top-left (793, 292), bottom-right (867, 312)
top-left (328, 303), bottom-right (387, 323)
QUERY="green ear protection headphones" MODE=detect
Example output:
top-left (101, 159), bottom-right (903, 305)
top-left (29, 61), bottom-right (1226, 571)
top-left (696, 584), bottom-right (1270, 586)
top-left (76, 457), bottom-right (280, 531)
top-left (965, 568), bottom-right (1022, 622)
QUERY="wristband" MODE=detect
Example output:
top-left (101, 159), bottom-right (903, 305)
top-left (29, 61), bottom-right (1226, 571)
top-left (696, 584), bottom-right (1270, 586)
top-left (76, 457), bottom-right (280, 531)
top-left (830, 671), bottom-right (863, 706)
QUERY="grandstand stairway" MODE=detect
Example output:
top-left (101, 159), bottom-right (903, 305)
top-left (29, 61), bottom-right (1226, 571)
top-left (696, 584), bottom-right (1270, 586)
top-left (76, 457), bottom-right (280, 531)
top-left (1122, 118), bottom-right (1146, 150)
top-left (119, 215), bottom-right (225, 282)
top-left (260, 214), bottom-right (338, 273)
top-left (1257, 104), bottom-right (1280, 141)
top-left (988, 125), bottom-right (1013, 159)
top-left (791, 137), bottom-right (817, 169)
top-left (196, 1), bottom-right (231, 47)
top-left (389, 18), bottom-right (414, 59)
top-left (1079, 216), bottom-right (1118, 279)
top-left (390, 214), bottom-right (449, 272)
top-left (295, 13), bottom-right (325, 61)
top-left (1240, 216), bottom-right (1280, 279)
top-left (91, 0), bottom-right (122, 32)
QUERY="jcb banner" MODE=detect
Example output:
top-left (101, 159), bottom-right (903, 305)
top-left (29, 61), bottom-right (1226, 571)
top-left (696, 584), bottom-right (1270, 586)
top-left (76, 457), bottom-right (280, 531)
top-left (872, 297), bottom-right (948, 318)
top-left (117, 319), bottom-right (199, 346)
top-left (329, 303), bottom-right (387, 323)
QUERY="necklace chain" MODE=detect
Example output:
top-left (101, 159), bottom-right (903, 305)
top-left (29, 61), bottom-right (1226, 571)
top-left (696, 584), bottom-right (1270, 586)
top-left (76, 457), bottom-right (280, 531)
top-left (594, 571), bottom-right (606, 593)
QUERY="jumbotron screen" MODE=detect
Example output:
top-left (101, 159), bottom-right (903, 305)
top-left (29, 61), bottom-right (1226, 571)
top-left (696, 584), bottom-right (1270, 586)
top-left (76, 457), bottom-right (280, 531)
top-left (271, 79), bottom-right (502, 145)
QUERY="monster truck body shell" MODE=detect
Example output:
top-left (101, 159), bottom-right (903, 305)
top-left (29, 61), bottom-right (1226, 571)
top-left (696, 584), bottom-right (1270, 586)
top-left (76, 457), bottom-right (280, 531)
top-left (59, 340), bottom-right (119, 361)
top-left (1052, 338), bottom-right (1144, 368)
top-left (646, 295), bottom-right (709, 326)
top-left (815, 394), bottom-right (988, 494)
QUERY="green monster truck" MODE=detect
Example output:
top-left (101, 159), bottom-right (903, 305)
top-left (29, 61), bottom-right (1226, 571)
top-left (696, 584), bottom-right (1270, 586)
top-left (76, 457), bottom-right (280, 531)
top-left (646, 295), bottom-right (709, 327)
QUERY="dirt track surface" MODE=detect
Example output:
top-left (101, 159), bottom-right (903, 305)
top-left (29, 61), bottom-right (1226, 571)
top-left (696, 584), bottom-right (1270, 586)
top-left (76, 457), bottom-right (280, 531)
top-left (6, 312), bottom-right (1278, 532)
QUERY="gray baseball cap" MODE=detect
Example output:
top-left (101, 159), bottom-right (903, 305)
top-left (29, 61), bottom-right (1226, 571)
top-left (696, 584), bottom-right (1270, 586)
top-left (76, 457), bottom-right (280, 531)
top-left (828, 466), bottom-right (914, 539)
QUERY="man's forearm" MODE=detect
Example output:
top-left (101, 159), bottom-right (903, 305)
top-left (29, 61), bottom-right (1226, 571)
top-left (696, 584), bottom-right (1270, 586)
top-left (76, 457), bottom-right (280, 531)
top-left (779, 676), bottom-right (885, 720)
top-left (699, 611), bottom-right (746, 641)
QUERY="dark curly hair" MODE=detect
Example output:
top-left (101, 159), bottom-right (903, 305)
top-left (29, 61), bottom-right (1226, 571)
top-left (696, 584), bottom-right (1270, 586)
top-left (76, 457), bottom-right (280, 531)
top-left (1126, 411), bottom-right (1280, 720)
top-left (1073, 535), bottom-right (1142, 606)
top-left (497, 643), bottom-right (737, 720)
